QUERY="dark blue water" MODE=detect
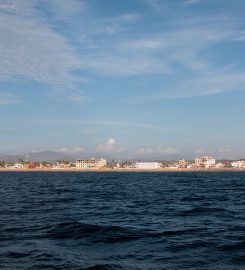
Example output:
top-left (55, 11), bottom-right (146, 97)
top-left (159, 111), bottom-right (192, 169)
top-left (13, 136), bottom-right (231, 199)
top-left (1, 172), bottom-right (245, 269)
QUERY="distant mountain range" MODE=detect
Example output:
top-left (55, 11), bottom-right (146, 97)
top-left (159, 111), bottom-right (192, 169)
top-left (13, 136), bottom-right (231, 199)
top-left (0, 151), bottom-right (241, 163)
top-left (0, 151), bottom-right (119, 162)
top-left (0, 154), bottom-right (25, 163)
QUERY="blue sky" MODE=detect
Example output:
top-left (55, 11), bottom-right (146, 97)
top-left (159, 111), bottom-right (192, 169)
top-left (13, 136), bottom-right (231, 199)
top-left (0, 0), bottom-right (245, 159)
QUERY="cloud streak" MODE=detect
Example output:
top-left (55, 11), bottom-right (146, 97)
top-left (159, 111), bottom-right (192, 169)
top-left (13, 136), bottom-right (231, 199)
top-left (120, 15), bottom-right (245, 100)
top-left (33, 119), bottom-right (174, 132)
top-left (95, 138), bottom-right (125, 153)
top-left (0, 0), bottom-right (83, 100)
top-left (135, 147), bottom-right (178, 156)
top-left (57, 146), bottom-right (84, 154)
top-left (1, 0), bottom-right (245, 104)
top-left (0, 92), bottom-right (19, 105)
top-left (184, 0), bottom-right (203, 5)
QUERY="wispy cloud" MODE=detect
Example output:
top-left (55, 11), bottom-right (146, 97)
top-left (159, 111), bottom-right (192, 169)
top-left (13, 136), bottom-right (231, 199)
top-left (80, 55), bottom-right (169, 76)
top-left (0, 0), bottom-right (160, 101)
top-left (95, 138), bottom-right (125, 153)
top-left (0, 0), bottom-right (83, 97)
top-left (195, 148), bottom-right (205, 154)
top-left (184, 0), bottom-right (203, 5)
top-left (120, 15), bottom-right (245, 100)
top-left (135, 147), bottom-right (178, 156)
top-left (216, 148), bottom-right (232, 159)
top-left (217, 148), bottom-right (231, 154)
top-left (145, 0), bottom-right (168, 12)
top-left (38, 119), bottom-right (173, 132)
top-left (56, 146), bottom-right (84, 154)
top-left (0, 92), bottom-right (19, 105)
top-left (1, 0), bottom-right (245, 104)
top-left (79, 128), bottom-right (96, 135)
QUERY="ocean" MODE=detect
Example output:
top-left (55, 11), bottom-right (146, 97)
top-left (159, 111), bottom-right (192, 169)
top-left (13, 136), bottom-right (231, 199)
top-left (0, 172), bottom-right (245, 269)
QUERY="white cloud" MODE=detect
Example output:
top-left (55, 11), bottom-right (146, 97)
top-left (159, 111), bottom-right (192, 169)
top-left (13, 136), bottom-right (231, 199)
top-left (90, 13), bottom-right (141, 36)
top-left (217, 148), bottom-right (231, 154)
top-left (37, 119), bottom-right (173, 132)
top-left (64, 92), bottom-right (88, 104)
top-left (145, 0), bottom-right (168, 12)
top-left (57, 146), bottom-right (84, 154)
top-left (41, 0), bottom-right (87, 18)
top-left (1, 0), bottom-right (245, 102)
top-left (81, 54), bottom-right (169, 76)
top-left (0, 0), bottom-right (167, 96)
top-left (123, 39), bottom-right (163, 50)
top-left (121, 19), bottom-right (238, 68)
top-left (135, 147), bottom-right (178, 155)
top-left (95, 138), bottom-right (125, 153)
top-left (0, 92), bottom-right (19, 105)
top-left (184, 0), bottom-right (203, 5)
top-left (216, 148), bottom-right (232, 159)
top-left (120, 15), bottom-right (245, 100)
top-left (195, 148), bottom-right (205, 154)
top-left (79, 128), bottom-right (96, 135)
top-left (0, 0), bottom-right (82, 94)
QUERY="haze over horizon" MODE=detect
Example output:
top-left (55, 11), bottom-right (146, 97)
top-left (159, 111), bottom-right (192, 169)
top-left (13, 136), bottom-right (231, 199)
top-left (1, 0), bottom-right (245, 160)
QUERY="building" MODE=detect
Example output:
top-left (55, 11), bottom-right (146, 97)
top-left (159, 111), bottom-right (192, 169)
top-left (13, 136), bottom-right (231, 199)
top-left (28, 162), bottom-right (40, 169)
top-left (13, 163), bottom-right (24, 169)
top-left (135, 162), bottom-right (162, 169)
top-left (195, 156), bottom-right (216, 168)
top-left (215, 162), bottom-right (225, 168)
top-left (231, 160), bottom-right (245, 169)
top-left (178, 159), bottom-right (188, 168)
top-left (76, 158), bottom-right (107, 169)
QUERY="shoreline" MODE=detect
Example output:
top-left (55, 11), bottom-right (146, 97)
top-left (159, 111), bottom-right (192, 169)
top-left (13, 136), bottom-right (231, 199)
top-left (0, 168), bottom-right (244, 173)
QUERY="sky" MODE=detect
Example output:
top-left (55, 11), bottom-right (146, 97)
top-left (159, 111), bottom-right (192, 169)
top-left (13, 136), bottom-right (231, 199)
top-left (0, 0), bottom-right (245, 160)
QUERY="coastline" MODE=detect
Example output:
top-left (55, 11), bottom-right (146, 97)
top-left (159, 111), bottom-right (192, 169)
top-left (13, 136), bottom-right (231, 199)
top-left (0, 168), bottom-right (244, 173)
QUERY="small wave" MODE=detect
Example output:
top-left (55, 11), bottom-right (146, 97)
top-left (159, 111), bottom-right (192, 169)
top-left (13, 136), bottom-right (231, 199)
top-left (181, 195), bottom-right (228, 202)
top-left (167, 240), bottom-right (214, 252)
top-left (44, 221), bottom-right (208, 244)
top-left (181, 195), bottom-right (207, 202)
top-left (219, 241), bottom-right (245, 251)
top-left (29, 252), bottom-right (77, 269)
top-left (177, 206), bottom-right (226, 216)
top-left (82, 264), bottom-right (123, 270)
top-left (153, 227), bottom-right (205, 237)
top-left (232, 255), bottom-right (245, 264)
top-left (44, 221), bottom-right (142, 243)
top-left (4, 251), bottom-right (31, 258)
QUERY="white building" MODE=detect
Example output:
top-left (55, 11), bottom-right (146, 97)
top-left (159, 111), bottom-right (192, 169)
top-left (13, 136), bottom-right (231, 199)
top-left (195, 156), bottom-right (216, 168)
top-left (76, 158), bottom-right (107, 169)
top-left (215, 162), bottom-right (225, 168)
top-left (178, 159), bottom-right (188, 168)
top-left (231, 160), bottom-right (245, 169)
top-left (13, 163), bottom-right (24, 169)
top-left (135, 162), bottom-right (162, 169)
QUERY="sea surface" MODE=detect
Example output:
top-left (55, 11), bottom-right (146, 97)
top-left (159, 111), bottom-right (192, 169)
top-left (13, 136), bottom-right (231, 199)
top-left (1, 172), bottom-right (245, 269)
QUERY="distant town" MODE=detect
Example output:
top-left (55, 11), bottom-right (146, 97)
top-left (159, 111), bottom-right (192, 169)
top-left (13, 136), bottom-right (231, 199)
top-left (0, 155), bottom-right (245, 171)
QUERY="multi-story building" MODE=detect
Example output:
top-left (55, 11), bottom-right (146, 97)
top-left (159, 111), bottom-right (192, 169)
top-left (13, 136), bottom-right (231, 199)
top-left (195, 156), bottom-right (216, 168)
top-left (215, 162), bottom-right (225, 168)
top-left (178, 159), bottom-right (188, 168)
top-left (135, 162), bottom-right (162, 169)
top-left (231, 160), bottom-right (245, 169)
top-left (13, 163), bottom-right (24, 169)
top-left (76, 158), bottom-right (107, 169)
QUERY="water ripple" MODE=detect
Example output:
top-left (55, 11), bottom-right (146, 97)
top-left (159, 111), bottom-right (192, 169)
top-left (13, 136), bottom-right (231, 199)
top-left (1, 172), bottom-right (245, 269)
